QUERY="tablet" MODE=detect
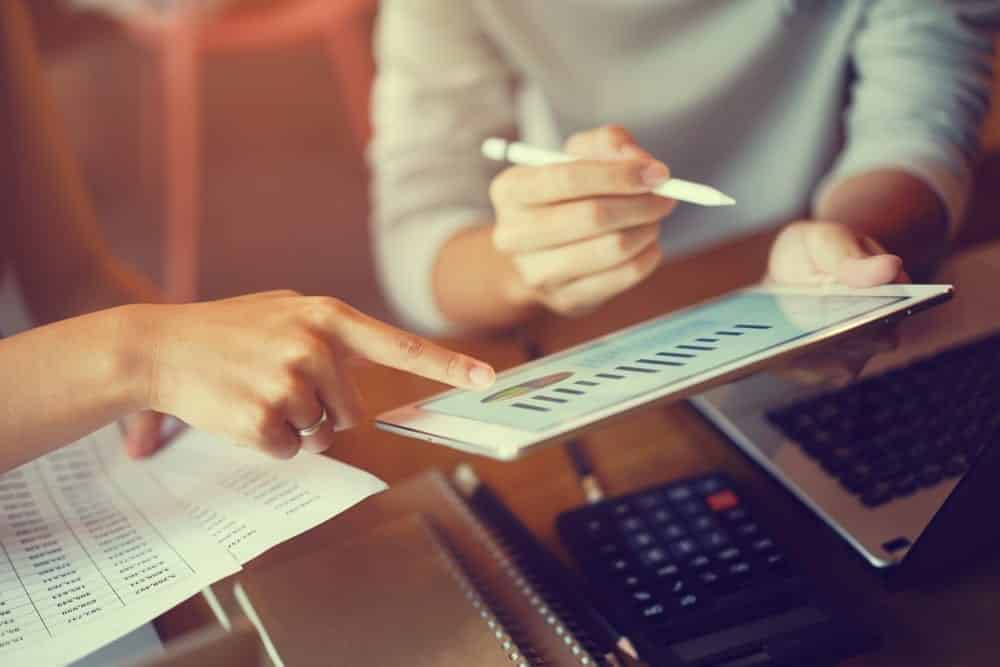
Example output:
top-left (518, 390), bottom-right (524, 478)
top-left (376, 284), bottom-right (953, 460)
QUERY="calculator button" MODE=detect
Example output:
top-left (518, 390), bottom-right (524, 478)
top-left (649, 508), bottom-right (674, 524)
top-left (653, 563), bottom-right (680, 580)
top-left (697, 477), bottom-right (725, 495)
top-left (690, 515), bottom-right (717, 532)
top-left (612, 502), bottom-right (632, 516)
top-left (679, 500), bottom-right (705, 517)
top-left (724, 507), bottom-right (748, 522)
top-left (665, 578), bottom-right (688, 596)
top-left (699, 570), bottom-right (722, 587)
top-left (619, 516), bottom-right (645, 533)
top-left (598, 542), bottom-right (620, 557)
top-left (728, 561), bottom-right (752, 578)
top-left (752, 537), bottom-right (776, 553)
top-left (669, 539), bottom-right (698, 560)
top-left (689, 555), bottom-right (711, 570)
top-left (609, 557), bottom-right (632, 573)
top-left (628, 531), bottom-right (656, 550)
top-left (736, 523), bottom-right (759, 537)
top-left (765, 553), bottom-right (788, 571)
top-left (640, 547), bottom-right (670, 567)
top-left (677, 593), bottom-right (699, 610)
top-left (700, 530), bottom-right (730, 550)
top-left (660, 523), bottom-right (687, 541)
top-left (631, 589), bottom-right (657, 604)
top-left (639, 602), bottom-right (668, 623)
top-left (635, 492), bottom-right (663, 510)
top-left (706, 491), bottom-right (740, 512)
top-left (623, 574), bottom-right (642, 588)
top-left (666, 485), bottom-right (694, 502)
top-left (717, 547), bottom-right (742, 562)
top-left (584, 518), bottom-right (607, 537)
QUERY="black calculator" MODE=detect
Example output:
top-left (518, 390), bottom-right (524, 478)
top-left (556, 473), bottom-right (877, 666)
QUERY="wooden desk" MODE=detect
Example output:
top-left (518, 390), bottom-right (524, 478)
top-left (157, 229), bottom-right (1000, 665)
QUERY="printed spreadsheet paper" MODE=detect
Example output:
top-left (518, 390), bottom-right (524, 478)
top-left (133, 429), bottom-right (388, 564)
top-left (0, 425), bottom-right (388, 665)
top-left (0, 425), bottom-right (239, 666)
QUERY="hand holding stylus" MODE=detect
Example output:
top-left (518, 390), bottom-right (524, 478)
top-left (486, 125), bottom-right (675, 317)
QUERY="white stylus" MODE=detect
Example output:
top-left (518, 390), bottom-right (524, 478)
top-left (481, 137), bottom-right (735, 207)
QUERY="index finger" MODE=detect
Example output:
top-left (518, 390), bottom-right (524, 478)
top-left (492, 159), bottom-right (669, 206)
top-left (332, 308), bottom-right (496, 390)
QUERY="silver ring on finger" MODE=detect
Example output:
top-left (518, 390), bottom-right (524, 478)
top-left (294, 407), bottom-right (328, 438)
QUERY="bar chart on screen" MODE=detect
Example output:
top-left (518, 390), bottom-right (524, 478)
top-left (423, 292), bottom-right (902, 432)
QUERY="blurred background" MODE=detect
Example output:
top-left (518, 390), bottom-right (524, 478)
top-left (29, 0), bottom-right (387, 318)
top-left (22, 1), bottom-right (1000, 322)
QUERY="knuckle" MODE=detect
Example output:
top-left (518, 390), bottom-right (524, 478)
top-left (546, 291), bottom-right (577, 316)
top-left (615, 162), bottom-right (643, 189)
top-left (247, 403), bottom-right (280, 437)
top-left (554, 165), bottom-right (583, 194)
top-left (652, 194), bottom-right (677, 217)
top-left (580, 199), bottom-right (608, 226)
top-left (284, 332), bottom-right (325, 367)
top-left (514, 256), bottom-right (551, 289)
top-left (274, 370), bottom-right (308, 403)
top-left (601, 124), bottom-right (631, 146)
top-left (613, 230), bottom-right (635, 255)
top-left (445, 353), bottom-right (466, 380)
top-left (396, 334), bottom-right (426, 362)
top-left (491, 224), bottom-right (516, 253)
top-left (310, 296), bottom-right (352, 322)
top-left (489, 168), bottom-right (518, 204)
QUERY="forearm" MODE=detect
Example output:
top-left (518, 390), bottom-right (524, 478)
top-left (0, 306), bottom-right (148, 472)
top-left (433, 224), bottom-right (540, 331)
top-left (815, 169), bottom-right (949, 279)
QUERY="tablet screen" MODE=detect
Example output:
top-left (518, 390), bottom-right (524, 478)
top-left (422, 292), bottom-right (902, 432)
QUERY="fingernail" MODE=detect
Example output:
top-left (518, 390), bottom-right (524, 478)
top-left (641, 161), bottom-right (669, 187)
top-left (468, 365), bottom-right (496, 388)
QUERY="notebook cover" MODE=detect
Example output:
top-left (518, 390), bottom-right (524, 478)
top-left (236, 514), bottom-right (522, 667)
top-left (238, 471), bottom-right (593, 667)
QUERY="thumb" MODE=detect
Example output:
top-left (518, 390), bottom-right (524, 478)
top-left (806, 223), bottom-right (903, 287)
top-left (125, 411), bottom-right (167, 459)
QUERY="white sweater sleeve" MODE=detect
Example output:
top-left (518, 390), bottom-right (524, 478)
top-left (369, 0), bottom-right (516, 334)
top-left (815, 0), bottom-right (999, 234)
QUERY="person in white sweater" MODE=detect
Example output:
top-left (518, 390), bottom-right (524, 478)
top-left (370, 0), bottom-right (998, 334)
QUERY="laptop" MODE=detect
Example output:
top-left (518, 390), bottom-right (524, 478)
top-left (690, 242), bottom-right (1000, 582)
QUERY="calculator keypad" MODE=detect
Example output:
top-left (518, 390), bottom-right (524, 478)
top-left (559, 474), bottom-right (805, 641)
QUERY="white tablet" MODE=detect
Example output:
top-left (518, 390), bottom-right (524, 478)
top-left (377, 284), bottom-right (952, 460)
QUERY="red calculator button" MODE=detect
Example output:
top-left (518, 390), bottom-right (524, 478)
top-left (707, 491), bottom-right (740, 512)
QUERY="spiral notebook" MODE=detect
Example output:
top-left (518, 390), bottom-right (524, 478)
top-left (233, 470), bottom-right (611, 666)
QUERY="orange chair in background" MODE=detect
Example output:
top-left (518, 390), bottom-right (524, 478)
top-left (124, 0), bottom-right (377, 303)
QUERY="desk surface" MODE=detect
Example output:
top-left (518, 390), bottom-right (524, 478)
top-left (156, 230), bottom-right (1000, 666)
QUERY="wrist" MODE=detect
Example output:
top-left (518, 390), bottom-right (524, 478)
top-left (111, 304), bottom-right (162, 413)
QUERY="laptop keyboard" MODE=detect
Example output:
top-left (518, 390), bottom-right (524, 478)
top-left (557, 474), bottom-right (875, 665)
top-left (767, 332), bottom-right (1000, 507)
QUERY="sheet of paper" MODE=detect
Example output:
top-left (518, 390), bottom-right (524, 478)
top-left (0, 425), bottom-right (239, 666)
top-left (133, 430), bottom-right (388, 564)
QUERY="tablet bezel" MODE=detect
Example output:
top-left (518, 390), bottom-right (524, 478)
top-left (376, 284), bottom-right (953, 460)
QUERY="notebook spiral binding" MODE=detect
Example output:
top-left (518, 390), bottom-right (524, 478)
top-left (434, 540), bottom-right (541, 666)
top-left (488, 522), bottom-right (605, 663)
top-left (441, 483), bottom-right (603, 666)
